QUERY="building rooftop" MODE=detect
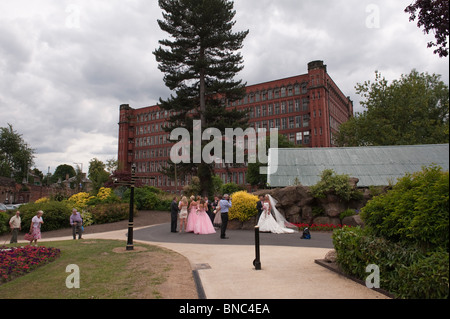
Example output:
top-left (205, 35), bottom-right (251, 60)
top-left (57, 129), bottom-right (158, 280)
top-left (267, 144), bottom-right (450, 187)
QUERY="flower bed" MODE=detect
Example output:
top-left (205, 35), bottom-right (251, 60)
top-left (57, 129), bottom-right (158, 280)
top-left (294, 223), bottom-right (349, 232)
top-left (0, 246), bottom-right (61, 284)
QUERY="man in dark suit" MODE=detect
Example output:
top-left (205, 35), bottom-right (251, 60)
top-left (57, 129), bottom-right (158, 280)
top-left (256, 195), bottom-right (264, 223)
top-left (170, 196), bottom-right (179, 233)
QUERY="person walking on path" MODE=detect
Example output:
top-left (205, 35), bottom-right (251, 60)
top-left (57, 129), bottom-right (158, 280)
top-left (70, 208), bottom-right (83, 240)
top-left (9, 211), bottom-right (21, 243)
top-left (170, 197), bottom-right (179, 233)
top-left (29, 210), bottom-right (44, 246)
top-left (219, 194), bottom-right (232, 239)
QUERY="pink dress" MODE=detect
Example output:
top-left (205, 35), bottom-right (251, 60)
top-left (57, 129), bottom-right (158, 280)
top-left (193, 204), bottom-right (216, 235)
top-left (185, 202), bottom-right (198, 233)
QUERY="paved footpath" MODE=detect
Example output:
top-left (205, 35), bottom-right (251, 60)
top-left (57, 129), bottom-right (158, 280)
top-left (35, 224), bottom-right (389, 299)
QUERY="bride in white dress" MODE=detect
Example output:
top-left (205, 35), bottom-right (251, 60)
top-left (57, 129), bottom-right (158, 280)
top-left (257, 194), bottom-right (296, 234)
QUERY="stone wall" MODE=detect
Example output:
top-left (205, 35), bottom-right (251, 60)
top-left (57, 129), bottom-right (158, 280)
top-left (237, 180), bottom-right (386, 229)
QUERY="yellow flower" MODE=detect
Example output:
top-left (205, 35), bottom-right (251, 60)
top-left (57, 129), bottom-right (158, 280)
top-left (228, 191), bottom-right (259, 222)
top-left (35, 197), bottom-right (50, 204)
top-left (97, 187), bottom-right (112, 200)
top-left (68, 192), bottom-right (91, 209)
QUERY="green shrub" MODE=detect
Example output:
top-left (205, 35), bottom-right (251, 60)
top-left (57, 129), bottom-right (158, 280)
top-left (396, 250), bottom-right (449, 299)
top-left (310, 169), bottom-right (363, 201)
top-left (339, 208), bottom-right (356, 220)
top-left (362, 165), bottom-right (449, 251)
top-left (312, 206), bottom-right (325, 217)
top-left (89, 203), bottom-right (136, 224)
top-left (0, 212), bottom-right (9, 235)
top-left (17, 201), bottom-right (72, 232)
top-left (222, 183), bottom-right (246, 196)
top-left (228, 191), bottom-right (259, 222)
top-left (333, 226), bottom-right (448, 298)
top-left (123, 186), bottom-right (171, 211)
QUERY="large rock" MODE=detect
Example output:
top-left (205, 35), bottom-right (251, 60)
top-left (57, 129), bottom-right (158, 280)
top-left (301, 206), bottom-right (313, 225)
top-left (342, 214), bottom-right (364, 227)
top-left (254, 185), bottom-right (314, 224)
top-left (313, 216), bottom-right (341, 226)
top-left (324, 249), bottom-right (337, 263)
top-left (318, 194), bottom-right (347, 218)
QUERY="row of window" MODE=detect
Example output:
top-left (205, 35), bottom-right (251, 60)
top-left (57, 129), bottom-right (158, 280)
top-left (133, 129), bottom-right (314, 162)
top-left (136, 170), bottom-right (248, 188)
top-left (133, 113), bottom-right (313, 149)
top-left (248, 98), bottom-right (310, 118)
top-left (230, 82), bottom-right (308, 107)
top-left (253, 115), bottom-right (310, 130)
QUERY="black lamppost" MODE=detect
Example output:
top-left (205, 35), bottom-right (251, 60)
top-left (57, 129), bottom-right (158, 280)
top-left (126, 164), bottom-right (136, 251)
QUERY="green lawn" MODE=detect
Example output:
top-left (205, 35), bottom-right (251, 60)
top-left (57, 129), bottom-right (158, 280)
top-left (0, 239), bottom-right (193, 299)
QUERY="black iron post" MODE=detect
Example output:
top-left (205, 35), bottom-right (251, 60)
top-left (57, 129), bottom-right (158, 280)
top-left (126, 164), bottom-right (136, 251)
top-left (253, 226), bottom-right (261, 270)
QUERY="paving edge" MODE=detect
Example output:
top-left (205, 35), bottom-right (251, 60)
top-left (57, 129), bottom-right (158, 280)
top-left (314, 259), bottom-right (395, 299)
top-left (192, 270), bottom-right (207, 299)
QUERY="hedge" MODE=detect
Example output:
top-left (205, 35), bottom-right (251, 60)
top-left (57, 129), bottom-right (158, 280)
top-left (332, 166), bottom-right (449, 298)
top-left (361, 165), bottom-right (449, 251)
top-left (89, 203), bottom-right (137, 224)
top-left (0, 201), bottom-right (133, 236)
top-left (333, 226), bottom-right (449, 299)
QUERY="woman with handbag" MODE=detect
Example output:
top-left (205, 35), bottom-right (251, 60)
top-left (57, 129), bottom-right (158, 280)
top-left (28, 210), bottom-right (44, 246)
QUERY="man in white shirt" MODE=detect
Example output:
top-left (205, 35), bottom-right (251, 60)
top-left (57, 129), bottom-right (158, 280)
top-left (9, 211), bottom-right (21, 243)
top-left (219, 194), bottom-right (232, 239)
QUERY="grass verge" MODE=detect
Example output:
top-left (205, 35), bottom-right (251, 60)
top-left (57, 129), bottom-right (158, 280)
top-left (0, 239), bottom-right (197, 299)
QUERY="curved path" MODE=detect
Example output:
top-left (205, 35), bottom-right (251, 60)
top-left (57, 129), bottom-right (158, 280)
top-left (131, 224), bottom-right (388, 299)
top-left (134, 223), bottom-right (334, 248)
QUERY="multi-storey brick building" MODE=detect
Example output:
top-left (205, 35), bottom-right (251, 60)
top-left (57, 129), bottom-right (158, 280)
top-left (118, 60), bottom-right (353, 193)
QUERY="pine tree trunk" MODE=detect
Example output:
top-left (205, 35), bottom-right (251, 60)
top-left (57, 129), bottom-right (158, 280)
top-left (199, 47), bottom-right (206, 128)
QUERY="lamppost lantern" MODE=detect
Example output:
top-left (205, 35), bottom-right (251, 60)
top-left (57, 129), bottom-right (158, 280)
top-left (126, 163), bottom-right (137, 251)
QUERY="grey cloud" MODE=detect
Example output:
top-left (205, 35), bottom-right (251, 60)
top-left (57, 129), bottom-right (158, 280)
top-left (1, 0), bottom-right (448, 174)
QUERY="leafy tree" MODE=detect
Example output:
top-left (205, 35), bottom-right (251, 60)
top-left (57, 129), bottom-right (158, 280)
top-left (335, 70), bottom-right (449, 146)
top-left (153, 0), bottom-right (249, 196)
top-left (405, 0), bottom-right (449, 57)
top-left (88, 158), bottom-right (110, 193)
top-left (309, 169), bottom-right (363, 202)
top-left (51, 164), bottom-right (76, 184)
top-left (0, 124), bottom-right (35, 183)
top-left (361, 165), bottom-right (449, 252)
top-left (246, 134), bottom-right (297, 188)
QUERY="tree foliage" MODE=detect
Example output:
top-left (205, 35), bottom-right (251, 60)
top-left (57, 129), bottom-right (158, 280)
top-left (153, 0), bottom-right (249, 196)
top-left (361, 165), bottom-right (449, 251)
top-left (405, 0), bottom-right (449, 57)
top-left (309, 169), bottom-right (363, 202)
top-left (88, 158), bottom-right (110, 193)
top-left (51, 164), bottom-right (76, 184)
top-left (0, 124), bottom-right (35, 183)
top-left (246, 134), bottom-right (297, 188)
top-left (335, 70), bottom-right (449, 147)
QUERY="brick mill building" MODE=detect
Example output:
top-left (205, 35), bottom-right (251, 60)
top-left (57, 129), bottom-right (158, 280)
top-left (118, 61), bottom-right (354, 193)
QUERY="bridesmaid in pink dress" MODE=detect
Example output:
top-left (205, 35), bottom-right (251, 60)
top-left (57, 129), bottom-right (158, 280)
top-left (194, 199), bottom-right (216, 235)
top-left (185, 196), bottom-right (198, 233)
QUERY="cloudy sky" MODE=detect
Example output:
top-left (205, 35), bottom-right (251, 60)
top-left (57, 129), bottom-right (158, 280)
top-left (0, 0), bottom-right (448, 175)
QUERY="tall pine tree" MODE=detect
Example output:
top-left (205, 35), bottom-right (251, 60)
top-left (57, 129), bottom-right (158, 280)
top-left (153, 0), bottom-right (249, 196)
